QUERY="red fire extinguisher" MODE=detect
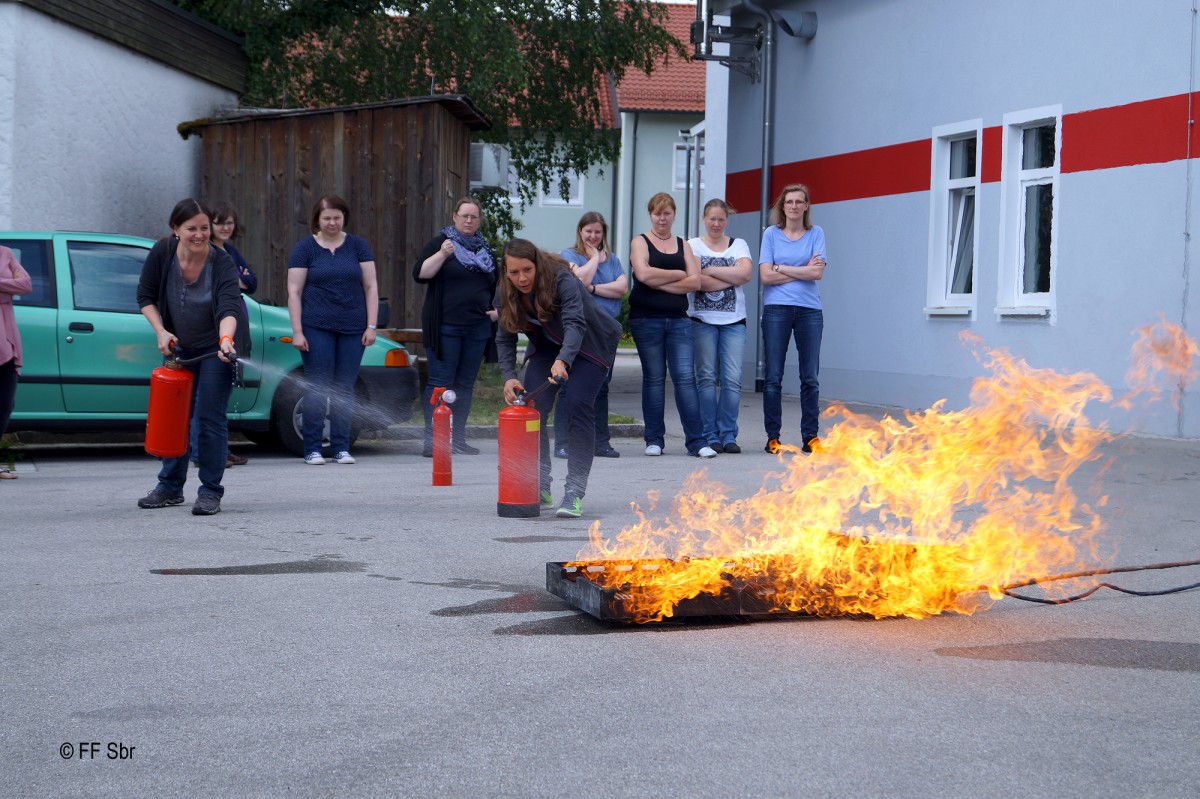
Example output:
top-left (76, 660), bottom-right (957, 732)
top-left (497, 376), bottom-right (563, 517)
top-left (145, 348), bottom-right (238, 459)
top-left (145, 356), bottom-right (193, 459)
top-left (431, 387), bottom-right (455, 486)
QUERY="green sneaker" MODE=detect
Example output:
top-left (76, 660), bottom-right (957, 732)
top-left (556, 492), bottom-right (583, 519)
top-left (540, 490), bottom-right (555, 510)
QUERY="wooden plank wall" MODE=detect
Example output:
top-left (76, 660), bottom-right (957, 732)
top-left (198, 104), bottom-right (472, 334)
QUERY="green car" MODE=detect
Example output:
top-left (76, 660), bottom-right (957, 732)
top-left (4, 231), bottom-right (419, 455)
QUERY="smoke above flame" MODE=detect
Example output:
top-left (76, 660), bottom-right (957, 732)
top-left (572, 324), bottom-right (1198, 623)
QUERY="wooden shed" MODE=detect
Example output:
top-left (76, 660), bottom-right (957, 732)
top-left (181, 94), bottom-right (492, 332)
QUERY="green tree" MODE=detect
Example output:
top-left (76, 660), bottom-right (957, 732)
top-left (176, 1), bottom-right (686, 239)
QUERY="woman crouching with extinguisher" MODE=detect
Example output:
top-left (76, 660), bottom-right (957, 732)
top-left (496, 239), bottom-right (622, 518)
top-left (135, 198), bottom-right (247, 516)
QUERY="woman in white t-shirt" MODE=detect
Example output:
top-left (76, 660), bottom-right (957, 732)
top-left (687, 199), bottom-right (753, 453)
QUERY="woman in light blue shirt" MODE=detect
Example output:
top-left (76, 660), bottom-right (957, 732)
top-left (758, 183), bottom-right (827, 455)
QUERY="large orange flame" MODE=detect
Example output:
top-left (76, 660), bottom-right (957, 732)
top-left (571, 327), bottom-right (1195, 623)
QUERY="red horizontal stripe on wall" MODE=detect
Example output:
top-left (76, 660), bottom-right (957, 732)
top-left (727, 139), bottom-right (931, 213)
top-left (727, 92), bottom-right (1200, 213)
top-left (981, 125), bottom-right (1002, 184)
top-left (1061, 92), bottom-right (1200, 173)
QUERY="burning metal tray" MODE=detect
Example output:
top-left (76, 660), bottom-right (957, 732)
top-left (545, 560), bottom-right (816, 623)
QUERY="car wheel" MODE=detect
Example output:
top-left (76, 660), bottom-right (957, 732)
top-left (271, 373), bottom-right (360, 457)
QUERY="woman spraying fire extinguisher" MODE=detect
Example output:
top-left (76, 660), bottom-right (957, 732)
top-left (135, 198), bottom-right (246, 516)
top-left (495, 239), bottom-right (621, 518)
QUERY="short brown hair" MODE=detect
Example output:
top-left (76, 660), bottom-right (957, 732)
top-left (310, 194), bottom-right (350, 232)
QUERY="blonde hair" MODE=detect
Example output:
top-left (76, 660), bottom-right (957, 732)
top-left (769, 183), bottom-right (812, 229)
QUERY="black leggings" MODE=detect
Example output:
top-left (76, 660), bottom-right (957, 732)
top-left (0, 358), bottom-right (17, 436)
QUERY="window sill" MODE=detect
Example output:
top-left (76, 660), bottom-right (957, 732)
top-left (995, 306), bottom-right (1051, 318)
top-left (924, 306), bottom-right (972, 317)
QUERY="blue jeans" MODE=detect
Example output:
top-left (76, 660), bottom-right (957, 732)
top-left (156, 347), bottom-right (235, 498)
top-left (300, 327), bottom-right (364, 454)
top-left (762, 304), bottom-right (823, 443)
top-left (423, 319), bottom-right (493, 447)
top-left (629, 316), bottom-right (706, 453)
top-left (693, 319), bottom-right (746, 446)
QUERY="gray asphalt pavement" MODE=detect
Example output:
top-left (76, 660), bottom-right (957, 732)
top-left (3, 351), bottom-right (1199, 797)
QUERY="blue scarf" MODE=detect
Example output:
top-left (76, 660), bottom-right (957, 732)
top-left (440, 225), bottom-right (494, 274)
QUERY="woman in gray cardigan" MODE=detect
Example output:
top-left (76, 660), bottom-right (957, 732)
top-left (495, 239), bottom-right (621, 518)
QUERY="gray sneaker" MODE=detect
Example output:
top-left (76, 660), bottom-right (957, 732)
top-left (192, 494), bottom-right (221, 515)
top-left (138, 488), bottom-right (185, 509)
top-left (556, 492), bottom-right (583, 518)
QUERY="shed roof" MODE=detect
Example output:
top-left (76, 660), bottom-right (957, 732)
top-left (178, 94), bottom-right (493, 139)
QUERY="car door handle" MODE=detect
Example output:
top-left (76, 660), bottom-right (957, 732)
top-left (68, 322), bottom-right (94, 332)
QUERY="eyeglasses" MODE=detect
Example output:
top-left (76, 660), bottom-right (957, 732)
top-left (457, 213), bottom-right (480, 221)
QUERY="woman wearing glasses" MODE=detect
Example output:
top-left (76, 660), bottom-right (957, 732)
top-left (759, 183), bottom-right (827, 455)
top-left (414, 197), bottom-right (499, 457)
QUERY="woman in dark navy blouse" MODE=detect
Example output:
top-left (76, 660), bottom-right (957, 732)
top-left (287, 195), bottom-right (379, 466)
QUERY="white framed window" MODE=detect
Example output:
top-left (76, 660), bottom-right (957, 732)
top-left (997, 105), bottom-right (1061, 319)
top-left (926, 120), bottom-right (981, 316)
top-left (673, 142), bottom-right (705, 191)
top-left (539, 168), bottom-right (584, 207)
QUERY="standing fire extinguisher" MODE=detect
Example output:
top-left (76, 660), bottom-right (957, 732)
top-left (145, 348), bottom-right (237, 459)
top-left (430, 387), bottom-right (456, 486)
top-left (497, 376), bottom-right (563, 517)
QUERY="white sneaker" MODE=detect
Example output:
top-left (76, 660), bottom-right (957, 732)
top-left (304, 452), bottom-right (326, 465)
top-left (695, 446), bottom-right (718, 459)
top-left (333, 451), bottom-right (356, 464)
top-left (645, 444), bottom-right (663, 456)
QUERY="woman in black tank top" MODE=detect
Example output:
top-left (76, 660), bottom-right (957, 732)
top-left (627, 192), bottom-right (715, 459)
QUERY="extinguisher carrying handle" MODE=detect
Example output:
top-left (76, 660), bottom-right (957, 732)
top-left (515, 374), bottom-right (565, 404)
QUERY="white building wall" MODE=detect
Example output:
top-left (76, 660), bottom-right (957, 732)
top-left (0, 4), bottom-right (236, 236)
top-left (722, 0), bottom-right (1200, 438)
top-left (613, 111), bottom-right (703, 268)
top-left (510, 163), bottom-right (616, 256)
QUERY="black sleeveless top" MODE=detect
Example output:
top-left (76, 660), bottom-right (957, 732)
top-left (629, 234), bottom-right (689, 319)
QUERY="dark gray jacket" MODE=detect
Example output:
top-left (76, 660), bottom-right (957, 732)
top-left (494, 267), bottom-right (621, 382)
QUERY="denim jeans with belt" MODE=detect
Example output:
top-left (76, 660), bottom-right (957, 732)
top-left (761, 304), bottom-right (823, 443)
top-left (630, 316), bottom-right (706, 454)
top-left (692, 319), bottom-right (747, 447)
top-left (156, 347), bottom-right (234, 498)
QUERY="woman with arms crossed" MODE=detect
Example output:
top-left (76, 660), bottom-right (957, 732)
top-left (688, 199), bottom-right (752, 454)
top-left (0, 245), bottom-right (32, 479)
top-left (759, 183), bottom-right (827, 455)
top-left (628, 192), bottom-right (713, 458)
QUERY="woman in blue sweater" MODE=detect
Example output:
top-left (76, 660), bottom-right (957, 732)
top-left (287, 195), bottom-right (379, 465)
top-left (759, 183), bottom-right (827, 455)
